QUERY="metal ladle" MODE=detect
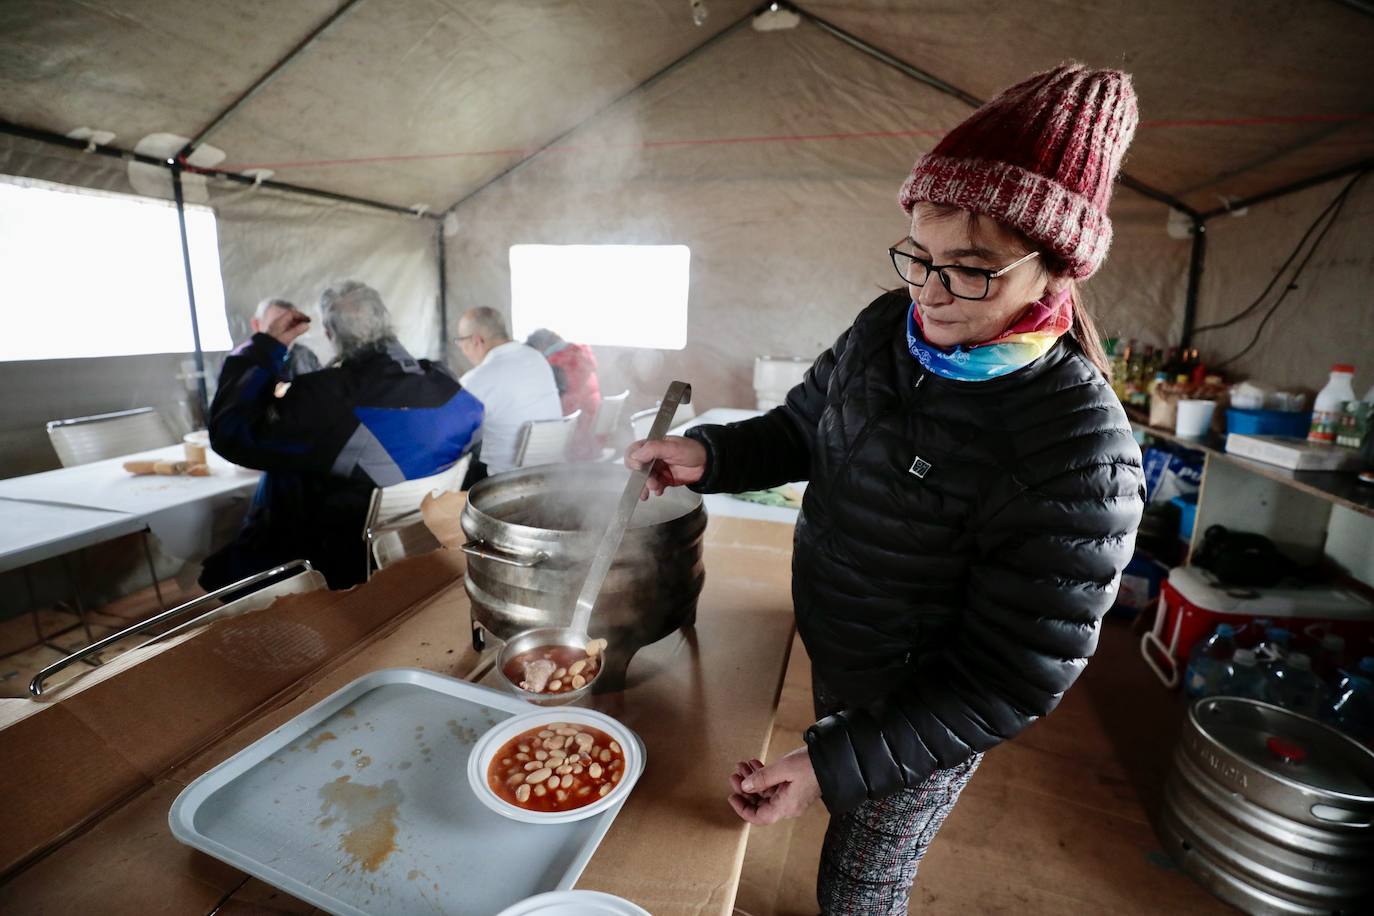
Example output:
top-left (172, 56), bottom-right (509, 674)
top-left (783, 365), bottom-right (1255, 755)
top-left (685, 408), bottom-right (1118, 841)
top-left (497, 380), bottom-right (693, 699)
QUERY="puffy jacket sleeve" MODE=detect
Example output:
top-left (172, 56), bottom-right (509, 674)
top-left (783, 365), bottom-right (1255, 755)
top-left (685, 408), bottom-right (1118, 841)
top-left (683, 325), bottom-right (850, 493)
top-left (207, 333), bottom-right (349, 474)
top-left (804, 420), bottom-right (1144, 814)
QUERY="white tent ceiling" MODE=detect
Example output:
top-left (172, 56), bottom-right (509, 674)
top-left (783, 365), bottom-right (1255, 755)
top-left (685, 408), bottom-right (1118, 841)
top-left (4, 0), bottom-right (1371, 215)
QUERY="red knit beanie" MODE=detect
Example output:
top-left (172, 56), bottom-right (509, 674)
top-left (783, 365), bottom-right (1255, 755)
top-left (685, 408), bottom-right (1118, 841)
top-left (898, 62), bottom-right (1138, 280)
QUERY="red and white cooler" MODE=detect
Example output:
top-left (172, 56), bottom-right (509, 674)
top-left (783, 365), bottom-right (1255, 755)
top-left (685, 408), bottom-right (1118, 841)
top-left (1140, 565), bottom-right (1374, 688)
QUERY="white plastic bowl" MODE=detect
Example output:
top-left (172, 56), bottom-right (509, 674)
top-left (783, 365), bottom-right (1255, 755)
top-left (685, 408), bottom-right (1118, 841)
top-left (469, 708), bottom-right (643, 824)
top-left (495, 890), bottom-right (651, 916)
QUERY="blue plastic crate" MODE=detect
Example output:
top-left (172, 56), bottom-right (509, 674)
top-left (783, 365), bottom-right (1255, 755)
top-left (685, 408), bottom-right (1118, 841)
top-left (1225, 408), bottom-right (1311, 438)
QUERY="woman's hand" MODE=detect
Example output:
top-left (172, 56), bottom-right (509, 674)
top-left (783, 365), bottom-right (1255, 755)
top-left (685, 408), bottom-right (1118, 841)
top-left (727, 747), bottom-right (822, 825)
top-left (624, 435), bottom-right (707, 500)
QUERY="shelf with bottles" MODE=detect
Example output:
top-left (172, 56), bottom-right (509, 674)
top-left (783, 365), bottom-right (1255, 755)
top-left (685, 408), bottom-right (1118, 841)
top-left (1127, 406), bottom-right (1374, 520)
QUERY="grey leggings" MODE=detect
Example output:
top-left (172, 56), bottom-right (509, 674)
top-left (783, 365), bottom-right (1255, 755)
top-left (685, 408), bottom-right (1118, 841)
top-left (814, 679), bottom-right (982, 914)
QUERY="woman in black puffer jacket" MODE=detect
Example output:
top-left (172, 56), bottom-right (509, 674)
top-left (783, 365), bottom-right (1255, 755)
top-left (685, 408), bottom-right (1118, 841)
top-left (628, 63), bottom-right (1144, 914)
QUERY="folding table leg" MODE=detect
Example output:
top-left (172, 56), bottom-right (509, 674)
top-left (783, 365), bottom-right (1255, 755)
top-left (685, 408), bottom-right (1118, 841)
top-left (139, 529), bottom-right (168, 611)
top-left (22, 565), bottom-right (78, 656)
top-left (60, 553), bottom-right (101, 666)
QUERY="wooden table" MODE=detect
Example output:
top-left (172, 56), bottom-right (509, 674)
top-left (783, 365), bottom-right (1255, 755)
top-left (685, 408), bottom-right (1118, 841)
top-left (0, 515), bottom-right (797, 915)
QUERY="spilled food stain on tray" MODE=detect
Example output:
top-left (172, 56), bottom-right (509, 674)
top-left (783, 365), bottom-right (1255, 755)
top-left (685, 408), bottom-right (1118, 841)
top-left (305, 730), bottom-right (337, 751)
top-left (317, 775), bottom-right (404, 873)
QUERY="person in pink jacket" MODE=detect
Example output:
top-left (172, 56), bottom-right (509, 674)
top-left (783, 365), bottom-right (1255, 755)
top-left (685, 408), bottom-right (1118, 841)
top-left (527, 328), bottom-right (602, 458)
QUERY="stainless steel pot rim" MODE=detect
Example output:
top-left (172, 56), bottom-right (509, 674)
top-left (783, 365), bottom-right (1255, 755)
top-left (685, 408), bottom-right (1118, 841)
top-left (1188, 697), bottom-right (1374, 804)
top-left (463, 465), bottom-right (703, 542)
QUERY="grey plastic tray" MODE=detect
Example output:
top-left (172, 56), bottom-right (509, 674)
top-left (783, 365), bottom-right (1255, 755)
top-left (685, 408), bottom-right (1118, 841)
top-left (169, 668), bottom-right (643, 916)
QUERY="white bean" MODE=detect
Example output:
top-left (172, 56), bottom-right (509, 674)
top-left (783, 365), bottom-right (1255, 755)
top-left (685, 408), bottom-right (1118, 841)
top-left (515, 752), bottom-right (529, 762)
top-left (546, 736), bottom-right (566, 750)
top-left (599, 783), bottom-right (611, 797)
top-left (523, 761), bottom-right (542, 772)
top-left (571, 675), bottom-right (586, 689)
top-left (572, 765), bottom-right (583, 774)
top-left (578, 786), bottom-right (591, 797)
top-left (609, 741), bottom-right (621, 754)
top-left (534, 784), bottom-right (547, 797)
top-left (546, 776), bottom-right (560, 790)
top-left (548, 679), bottom-right (563, 692)
top-left (560, 773), bottom-right (574, 788)
top-left (569, 659), bottom-right (587, 676)
top-left (556, 765), bottom-right (572, 776)
top-left (589, 762), bottom-right (603, 779)
top-left (535, 750), bottom-right (548, 761)
top-left (506, 772), bottom-right (524, 787)
top-left (599, 749), bottom-right (611, 763)
top-left (553, 667), bottom-right (567, 680)
top-left (518, 744), bottom-right (530, 753)
top-left (538, 731), bottom-right (553, 739)
top-left (556, 790), bottom-right (568, 802)
top-left (526, 767), bottom-right (552, 784)
top-left (515, 783), bottom-right (531, 803)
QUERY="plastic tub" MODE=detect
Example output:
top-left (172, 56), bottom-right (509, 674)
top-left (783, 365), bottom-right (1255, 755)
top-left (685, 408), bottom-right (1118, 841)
top-left (1170, 493), bottom-right (1198, 541)
top-left (1225, 408), bottom-right (1311, 438)
top-left (1175, 399), bottom-right (1217, 438)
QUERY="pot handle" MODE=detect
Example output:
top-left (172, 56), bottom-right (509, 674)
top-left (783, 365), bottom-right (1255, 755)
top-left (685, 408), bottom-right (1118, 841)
top-left (461, 539), bottom-right (547, 568)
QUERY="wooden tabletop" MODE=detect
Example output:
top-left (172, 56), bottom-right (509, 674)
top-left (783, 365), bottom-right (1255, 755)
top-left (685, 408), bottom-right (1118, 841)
top-left (0, 514), bottom-right (797, 915)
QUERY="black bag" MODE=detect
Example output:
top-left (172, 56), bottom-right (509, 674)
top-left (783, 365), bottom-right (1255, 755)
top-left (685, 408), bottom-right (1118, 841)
top-left (1192, 525), bottom-right (1297, 588)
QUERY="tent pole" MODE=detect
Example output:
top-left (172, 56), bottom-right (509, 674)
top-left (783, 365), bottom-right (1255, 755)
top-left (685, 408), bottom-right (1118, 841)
top-left (791, 4), bottom-right (1201, 219)
top-left (436, 221), bottom-right (450, 365)
top-left (1198, 158), bottom-right (1374, 220)
top-left (1179, 218), bottom-right (1206, 349)
top-left (171, 165), bottom-right (211, 421)
top-left (175, 0), bottom-right (366, 163)
top-left (0, 120), bottom-right (435, 220)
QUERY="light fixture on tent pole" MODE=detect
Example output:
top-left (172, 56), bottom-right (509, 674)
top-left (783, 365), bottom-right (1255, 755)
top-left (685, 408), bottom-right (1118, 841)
top-left (690, 0), bottom-right (708, 26)
top-left (753, 2), bottom-right (800, 30)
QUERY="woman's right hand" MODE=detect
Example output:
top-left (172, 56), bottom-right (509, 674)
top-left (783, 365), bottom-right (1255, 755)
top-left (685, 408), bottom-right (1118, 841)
top-left (625, 435), bottom-right (707, 500)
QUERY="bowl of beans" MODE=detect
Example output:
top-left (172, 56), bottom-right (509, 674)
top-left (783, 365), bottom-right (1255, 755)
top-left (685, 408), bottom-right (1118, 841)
top-left (469, 708), bottom-right (642, 824)
top-left (497, 627), bottom-right (610, 706)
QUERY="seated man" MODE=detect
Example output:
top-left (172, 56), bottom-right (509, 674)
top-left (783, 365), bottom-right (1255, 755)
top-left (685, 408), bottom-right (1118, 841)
top-left (457, 308), bottom-right (562, 482)
top-left (526, 328), bottom-right (601, 459)
top-left (251, 297), bottom-right (321, 378)
top-left (202, 281), bottom-right (482, 590)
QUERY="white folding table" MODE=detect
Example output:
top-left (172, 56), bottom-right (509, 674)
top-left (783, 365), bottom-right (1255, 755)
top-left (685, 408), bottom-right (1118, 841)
top-left (0, 445), bottom-right (261, 562)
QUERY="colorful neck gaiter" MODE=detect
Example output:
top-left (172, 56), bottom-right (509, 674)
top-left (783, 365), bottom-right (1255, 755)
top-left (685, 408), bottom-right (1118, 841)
top-left (906, 286), bottom-right (1074, 381)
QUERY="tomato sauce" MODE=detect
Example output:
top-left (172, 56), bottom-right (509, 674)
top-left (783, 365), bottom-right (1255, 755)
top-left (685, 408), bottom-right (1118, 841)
top-left (486, 722), bottom-right (626, 813)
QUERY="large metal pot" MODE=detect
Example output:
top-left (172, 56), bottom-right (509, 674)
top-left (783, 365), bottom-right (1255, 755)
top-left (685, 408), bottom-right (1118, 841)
top-left (460, 463), bottom-right (706, 691)
top-left (1160, 697), bottom-right (1374, 915)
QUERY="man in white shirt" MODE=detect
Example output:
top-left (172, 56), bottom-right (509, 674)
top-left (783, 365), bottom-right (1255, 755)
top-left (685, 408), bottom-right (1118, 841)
top-left (457, 307), bottom-right (563, 480)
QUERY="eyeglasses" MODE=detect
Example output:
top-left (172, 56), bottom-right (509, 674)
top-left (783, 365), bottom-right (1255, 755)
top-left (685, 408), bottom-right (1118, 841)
top-left (888, 239), bottom-right (1039, 301)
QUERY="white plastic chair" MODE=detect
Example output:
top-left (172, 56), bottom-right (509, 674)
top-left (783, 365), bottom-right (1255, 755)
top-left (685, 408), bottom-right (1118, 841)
top-left (513, 410), bottom-right (581, 469)
top-left (363, 455), bottom-right (470, 580)
top-left (370, 518), bottom-right (444, 574)
top-left (46, 407), bottom-right (176, 467)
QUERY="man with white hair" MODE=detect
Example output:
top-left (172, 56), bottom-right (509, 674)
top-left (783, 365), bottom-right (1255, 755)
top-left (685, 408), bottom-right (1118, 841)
top-left (456, 307), bottom-right (562, 483)
top-left (250, 297), bottom-right (321, 377)
top-left (202, 280), bottom-right (483, 589)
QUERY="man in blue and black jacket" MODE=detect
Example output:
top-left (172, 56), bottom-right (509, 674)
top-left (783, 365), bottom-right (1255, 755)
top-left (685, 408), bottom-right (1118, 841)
top-left (201, 280), bottom-right (483, 590)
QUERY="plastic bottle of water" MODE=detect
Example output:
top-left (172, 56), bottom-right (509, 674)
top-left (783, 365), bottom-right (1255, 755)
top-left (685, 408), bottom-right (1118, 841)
top-left (1312, 633), bottom-right (1347, 686)
top-left (1212, 648), bottom-right (1264, 699)
top-left (1236, 617), bottom-right (1274, 650)
top-left (1327, 657), bottom-right (1374, 745)
top-left (1255, 627), bottom-right (1292, 669)
top-left (1265, 652), bottom-right (1326, 717)
top-left (1185, 623), bottom-right (1237, 698)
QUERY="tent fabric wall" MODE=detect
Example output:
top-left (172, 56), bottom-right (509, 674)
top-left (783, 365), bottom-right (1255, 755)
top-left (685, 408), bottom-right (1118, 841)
top-left (0, 133), bottom-right (440, 479)
top-left (1194, 174), bottom-right (1374, 396)
top-left (444, 19), bottom-right (1189, 411)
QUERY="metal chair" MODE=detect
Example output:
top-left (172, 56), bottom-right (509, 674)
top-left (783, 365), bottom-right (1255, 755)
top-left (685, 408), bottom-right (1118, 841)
top-left (43, 407), bottom-right (179, 624)
top-left (46, 407), bottom-right (176, 467)
top-left (630, 400), bottom-right (696, 441)
top-left (362, 455), bottom-right (470, 581)
top-left (513, 410), bottom-right (581, 468)
top-left (592, 390), bottom-right (631, 441)
top-left (370, 518), bottom-right (444, 574)
top-left (29, 559), bottom-right (324, 697)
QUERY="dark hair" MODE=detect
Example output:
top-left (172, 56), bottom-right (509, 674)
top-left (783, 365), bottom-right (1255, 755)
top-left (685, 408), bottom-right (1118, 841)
top-left (913, 203), bottom-right (1113, 379)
